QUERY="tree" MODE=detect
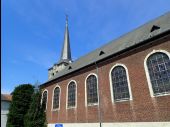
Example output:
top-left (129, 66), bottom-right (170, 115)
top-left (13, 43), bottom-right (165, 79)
top-left (24, 90), bottom-right (47, 127)
top-left (7, 84), bottom-right (34, 127)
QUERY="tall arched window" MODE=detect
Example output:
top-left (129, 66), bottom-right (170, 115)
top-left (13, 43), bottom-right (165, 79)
top-left (86, 74), bottom-right (98, 105)
top-left (110, 64), bottom-right (131, 102)
top-left (53, 86), bottom-right (60, 109)
top-left (42, 90), bottom-right (48, 109)
top-left (146, 51), bottom-right (170, 96)
top-left (67, 81), bottom-right (76, 108)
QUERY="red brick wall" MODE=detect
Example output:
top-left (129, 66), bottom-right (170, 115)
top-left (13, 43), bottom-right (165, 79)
top-left (42, 34), bottom-right (170, 123)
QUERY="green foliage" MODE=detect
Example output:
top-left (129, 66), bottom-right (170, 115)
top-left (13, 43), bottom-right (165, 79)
top-left (7, 84), bottom-right (34, 127)
top-left (24, 91), bottom-right (47, 127)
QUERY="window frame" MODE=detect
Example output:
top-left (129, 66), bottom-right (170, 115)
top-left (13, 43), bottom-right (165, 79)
top-left (144, 49), bottom-right (170, 97)
top-left (85, 73), bottom-right (99, 107)
top-left (66, 80), bottom-right (77, 109)
top-left (109, 63), bottom-right (133, 103)
top-left (41, 89), bottom-right (48, 110)
top-left (51, 85), bottom-right (61, 111)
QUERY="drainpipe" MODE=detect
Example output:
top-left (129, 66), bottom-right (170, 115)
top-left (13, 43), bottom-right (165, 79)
top-left (94, 61), bottom-right (102, 127)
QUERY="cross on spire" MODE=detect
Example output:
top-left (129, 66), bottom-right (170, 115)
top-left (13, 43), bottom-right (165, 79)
top-left (66, 14), bottom-right (68, 24)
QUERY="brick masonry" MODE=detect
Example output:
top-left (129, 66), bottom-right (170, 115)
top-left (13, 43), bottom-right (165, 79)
top-left (41, 34), bottom-right (170, 124)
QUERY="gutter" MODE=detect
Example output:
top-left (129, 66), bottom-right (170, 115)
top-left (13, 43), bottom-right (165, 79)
top-left (40, 29), bottom-right (170, 88)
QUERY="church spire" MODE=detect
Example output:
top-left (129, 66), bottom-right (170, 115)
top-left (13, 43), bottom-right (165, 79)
top-left (60, 15), bottom-right (72, 64)
top-left (48, 15), bottom-right (73, 79)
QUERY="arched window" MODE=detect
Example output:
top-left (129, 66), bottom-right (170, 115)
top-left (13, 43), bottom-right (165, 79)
top-left (42, 90), bottom-right (48, 109)
top-left (146, 52), bottom-right (170, 96)
top-left (110, 65), bottom-right (131, 101)
top-left (67, 81), bottom-right (76, 108)
top-left (53, 86), bottom-right (60, 109)
top-left (86, 74), bottom-right (98, 105)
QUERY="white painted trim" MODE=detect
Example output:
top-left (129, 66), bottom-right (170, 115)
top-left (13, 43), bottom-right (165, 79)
top-left (51, 84), bottom-right (61, 111)
top-left (66, 80), bottom-right (77, 109)
top-left (109, 63), bottom-right (133, 103)
top-left (144, 49), bottom-right (170, 97)
top-left (85, 73), bottom-right (99, 107)
top-left (41, 89), bottom-right (48, 110)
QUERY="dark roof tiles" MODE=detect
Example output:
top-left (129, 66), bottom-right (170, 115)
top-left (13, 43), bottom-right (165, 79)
top-left (42, 12), bottom-right (170, 86)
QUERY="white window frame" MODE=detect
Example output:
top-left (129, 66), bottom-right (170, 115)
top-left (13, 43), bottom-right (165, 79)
top-left (41, 89), bottom-right (48, 110)
top-left (51, 84), bottom-right (61, 111)
top-left (66, 80), bottom-right (77, 109)
top-left (109, 63), bottom-right (133, 103)
top-left (144, 49), bottom-right (170, 97)
top-left (85, 73), bottom-right (99, 107)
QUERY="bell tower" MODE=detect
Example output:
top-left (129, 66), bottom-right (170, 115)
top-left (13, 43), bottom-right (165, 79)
top-left (48, 15), bottom-right (72, 80)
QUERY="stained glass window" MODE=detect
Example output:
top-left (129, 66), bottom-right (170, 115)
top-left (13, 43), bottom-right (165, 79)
top-left (86, 75), bottom-right (98, 105)
top-left (53, 87), bottom-right (60, 109)
top-left (42, 91), bottom-right (47, 109)
top-left (67, 82), bottom-right (76, 108)
top-left (147, 52), bottom-right (170, 95)
top-left (111, 66), bottom-right (130, 101)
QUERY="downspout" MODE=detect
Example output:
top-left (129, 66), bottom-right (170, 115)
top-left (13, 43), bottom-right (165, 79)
top-left (94, 61), bottom-right (102, 127)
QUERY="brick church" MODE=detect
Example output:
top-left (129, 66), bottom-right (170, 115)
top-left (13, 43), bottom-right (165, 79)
top-left (40, 12), bottom-right (170, 127)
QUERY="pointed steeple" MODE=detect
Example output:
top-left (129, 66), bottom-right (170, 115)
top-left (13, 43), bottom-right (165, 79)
top-left (48, 15), bottom-right (73, 79)
top-left (59, 15), bottom-right (72, 64)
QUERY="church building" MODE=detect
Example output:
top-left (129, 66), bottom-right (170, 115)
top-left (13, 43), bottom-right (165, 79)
top-left (40, 12), bottom-right (170, 127)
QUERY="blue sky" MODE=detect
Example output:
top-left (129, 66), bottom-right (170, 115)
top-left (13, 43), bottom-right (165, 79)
top-left (2, 0), bottom-right (170, 94)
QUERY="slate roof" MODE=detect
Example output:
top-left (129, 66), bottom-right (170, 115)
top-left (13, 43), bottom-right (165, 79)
top-left (1, 94), bottom-right (12, 101)
top-left (59, 17), bottom-right (72, 64)
top-left (41, 12), bottom-right (170, 86)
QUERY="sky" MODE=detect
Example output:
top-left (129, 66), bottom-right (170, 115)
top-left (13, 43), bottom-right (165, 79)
top-left (2, 0), bottom-right (170, 94)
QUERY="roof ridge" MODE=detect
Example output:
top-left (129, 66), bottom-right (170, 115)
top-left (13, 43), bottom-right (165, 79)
top-left (69, 11), bottom-right (170, 64)
top-left (43, 11), bottom-right (170, 84)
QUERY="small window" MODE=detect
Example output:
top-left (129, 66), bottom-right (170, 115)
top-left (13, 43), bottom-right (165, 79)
top-left (67, 81), bottom-right (76, 108)
top-left (150, 25), bottom-right (160, 32)
top-left (42, 90), bottom-right (48, 109)
top-left (86, 74), bottom-right (98, 105)
top-left (99, 51), bottom-right (105, 56)
top-left (68, 66), bottom-right (72, 70)
top-left (53, 87), bottom-right (60, 109)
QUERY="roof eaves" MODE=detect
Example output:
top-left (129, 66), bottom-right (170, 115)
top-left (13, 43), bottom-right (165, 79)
top-left (40, 12), bottom-right (170, 88)
top-left (40, 29), bottom-right (170, 88)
